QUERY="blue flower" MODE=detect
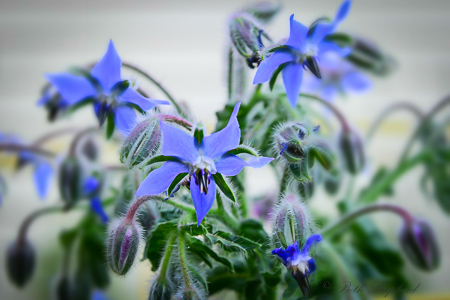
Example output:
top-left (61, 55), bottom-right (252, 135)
top-left (272, 234), bottom-right (322, 295)
top-left (302, 53), bottom-right (371, 101)
top-left (253, 0), bottom-right (352, 107)
top-left (92, 290), bottom-right (110, 300)
top-left (45, 40), bottom-right (170, 135)
top-left (83, 176), bottom-right (108, 223)
top-left (136, 102), bottom-right (274, 225)
top-left (0, 132), bottom-right (53, 200)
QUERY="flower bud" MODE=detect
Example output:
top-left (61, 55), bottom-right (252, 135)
top-left (229, 13), bottom-right (271, 67)
top-left (339, 129), bottom-right (365, 174)
top-left (399, 219), bottom-right (440, 271)
top-left (273, 122), bottom-right (311, 163)
top-left (6, 239), bottom-right (35, 288)
top-left (271, 191), bottom-right (312, 248)
top-left (107, 218), bottom-right (142, 275)
top-left (120, 118), bottom-right (161, 168)
top-left (81, 138), bottom-right (98, 161)
top-left (244, 2), bottom-right (281, 23)
top-left (59, 157), bottom-right (82, 206)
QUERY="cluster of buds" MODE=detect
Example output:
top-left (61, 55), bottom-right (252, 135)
top-left (271, 190), bottom-right (322, 295)
top-left (273, 121), bottom-right (334, 182)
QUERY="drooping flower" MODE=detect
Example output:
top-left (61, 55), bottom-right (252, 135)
top-left (302, 53), bottom-right (371, 101)
top-left (0, 132), bottom-right (53, 200)
top-left (253, 0), bottom-right (352, 107)
top-left (45, 40), bottom-right (170, 135)
top-left (272, 234), bottom-right (322, 296)
top-left (83, 176), bottom-right (108, 223)
top-left (136, 102), bottom-right (274, 225)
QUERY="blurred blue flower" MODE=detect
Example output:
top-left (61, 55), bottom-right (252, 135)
top-left (83, 176), bottom-right (108, 223)
top-left (136, 102), bottom-right (274, 225)
top-left (92, 290), bottom-right (110, 300)
top-left (0, 132), bottom-right (53, 200)
top-left (46, 40), bottom-right (170, 135)
top-left (253, 0), bottom-right (352, 107)
top-left (302, 53), bottom-right (371, 101)
top-left (272, 234), bottom-right (322, 295)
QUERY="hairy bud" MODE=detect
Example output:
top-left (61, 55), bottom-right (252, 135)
top-left (229, 13), bottom-right (271, 67)
top-left (339, 129), bottom-right (365, 174)
top-left (59, 157), bottom-right (83, 206)
top-left (399, 219), bottom-right (440, 271)
top-left (107, 218), bottom-right (142, 275)
top-left (271, 191), bottom-right (313, 248)
top-left (120, 118), bottom-right (161, 168)
top-left (6, 239), bottom-right (35, 288)
top-left (273, 122), bottom-right (311, 163)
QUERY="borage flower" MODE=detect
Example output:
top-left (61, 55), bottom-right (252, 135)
top-left (46, 40), bottom-right (170, 135)
top-left (253, 0), bottom-right (352, 107)
top-left (136, 102), bottom-right (274, 225)
top-left (272, 234), bottom-right (322, 296)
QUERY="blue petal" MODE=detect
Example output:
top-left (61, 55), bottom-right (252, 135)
top-left (115, 106), bottom-right (137, 136)
top-left (285, 15), bottom-right (309, 51)
top-left (301, 234), bottom-right (323, 254)
top-left (84, 176), bottom-right (100, 195)
top-left (190, 175), bottom-right (216, 225)
top-left (135, 161), bottom-right (188, 196)
top-left (253, 51), bottom-right (293, 84)
top-left (34, 162), bottom-right (52, 199)
top-left (202, 102), bottom-right (241, 159)
top-left (45, 73), bottom-right (96, 105)
top-left (119, 88), bottom-right (170, 111)
top-left (90, 196), bottom-right (109, 223)
top-left (91, 40), bottom-right (122, 92)
top-left (282, 63), bottom-right (303, 107)
top-left (92, 291), bottom-right (110, 300)
top-left (335, 0), bottom-right (352, 24)
top-left (307, 258), bottom-right (316, 273)
top-left (272, 248), bottom-right (289, 265)
top-left (342, 72), bottom-right (372, 93)
top-left (37, 91), bottom-right (51, 106)
top-left (215, 155), bottom-right (273, 176)
top-left (160, 121), bottom-right (199, 164)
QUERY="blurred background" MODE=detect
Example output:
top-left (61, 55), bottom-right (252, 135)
top-left (1, 0), bottom-right (449, 299)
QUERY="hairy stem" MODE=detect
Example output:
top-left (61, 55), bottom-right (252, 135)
top-left (320, 203), bottom-right (414, 238)
top-left (300, 93), bottom-right (350, 132)
top-left (158, 233), bottom-right (177, 283)
top-left (122, 62), bottom-right (183, 114)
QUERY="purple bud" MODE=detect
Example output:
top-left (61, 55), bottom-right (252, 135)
top-left (120, 118), bottom-right (161, 168)
top-left (399, 219), bottom-right (440, 271)
top-left (339, 129), bottom-right (365, 174)
top-left (107, 218), bottom-right (142, 275)
top-left (6, 239), bottom-right (35, 288)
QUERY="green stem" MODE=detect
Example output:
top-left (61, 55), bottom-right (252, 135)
top-left (0, 144), bottom-right (55, 158)
top-left (17, 206), bottom-right (62, 243)
top-left (122, 62), bottom-right (183, 114)
top-left (178, 231), bottom-right (194, 294)
top-left (366, 102), bottom-right (424, 143)
top-left (300, 93), bottom-right (350, 132)
top-left (164, 198), bottom-right (196, 214)
top-left (158, 233), bottom-right (176, 281)
top-left (358, 151), bottom-right (429, 204)
top-left (209, 210), bottom-right (239, 232)
top-left (399, 95), bottom-right (450, 163)
top-left (320, 203), bottom-right (414, 238)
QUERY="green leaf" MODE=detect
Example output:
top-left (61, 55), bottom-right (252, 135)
top-left (145, 220), bottom-right (177, 271)
top-left (167, 172), bottom-right (188, 197)
top-left (310, 142), bottom-right (333, 170)
top-left (194, 124), bottom-right (205, 145)
top-left (59, 228), bottom-right (78, 250)
top-left (213, 173), bottom-right (236, 203)
top-left (180, 223), bottom-right (211, 236)
top-left (206, 230), bottom-right (261, 255)
top-left (105, 113), bottom-right (115, 140)
top-left (238, 219), bottom-right (269, 247)
top-left (186, 236), bottom-right (234, 271)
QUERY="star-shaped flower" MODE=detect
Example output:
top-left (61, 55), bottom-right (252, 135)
top-left (272, 234), bottom-right (322, 296)
top-left (253, 0), bottom-right (352, 107)
top-left (135, 102), bottom-right (274, 225)
top-left (83, 176), bottom-right (108, 223)
top-left (46, 40), bottom-right (170, 135)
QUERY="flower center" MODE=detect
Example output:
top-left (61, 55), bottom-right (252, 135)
top-left (191, 156), bottom-right (217, 195)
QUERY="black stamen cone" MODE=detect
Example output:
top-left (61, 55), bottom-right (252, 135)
top-left (306, 56), bottom-right (321, 79)
top-left (293, 271), bottom-right (311, 297)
